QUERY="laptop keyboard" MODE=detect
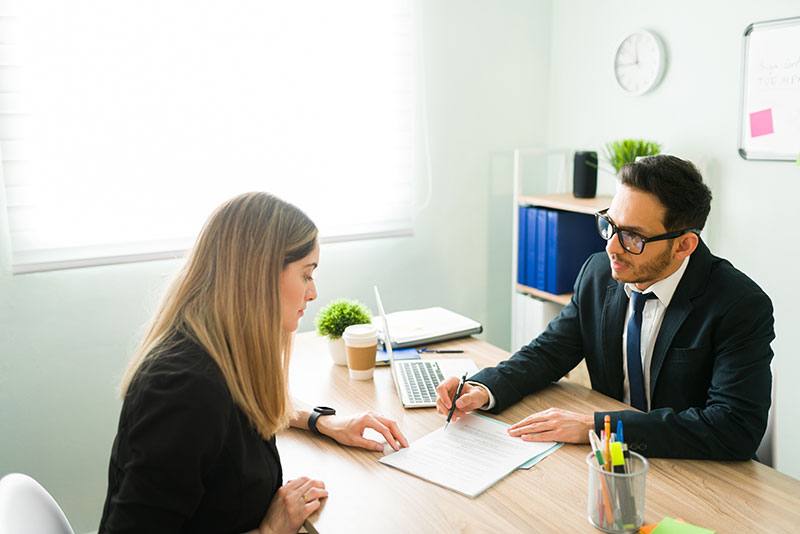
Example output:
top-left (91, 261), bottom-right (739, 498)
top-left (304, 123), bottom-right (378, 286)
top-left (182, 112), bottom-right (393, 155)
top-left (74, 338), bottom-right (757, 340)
top-left (400, 361), bottom-right (446, 404)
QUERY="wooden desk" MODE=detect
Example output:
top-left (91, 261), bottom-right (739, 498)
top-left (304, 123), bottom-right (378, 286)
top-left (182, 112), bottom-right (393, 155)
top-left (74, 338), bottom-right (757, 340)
top-left (280, 333), bottom-right (800, 533)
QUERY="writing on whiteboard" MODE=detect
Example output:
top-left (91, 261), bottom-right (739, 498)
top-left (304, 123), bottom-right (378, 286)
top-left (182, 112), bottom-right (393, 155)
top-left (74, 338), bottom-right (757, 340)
top-left (756, 56), bottom-right (800, 89)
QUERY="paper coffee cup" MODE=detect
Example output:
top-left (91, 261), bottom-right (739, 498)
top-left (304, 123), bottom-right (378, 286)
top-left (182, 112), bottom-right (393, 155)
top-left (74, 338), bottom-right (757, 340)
top-left (342, 324), bottom-right (378, 380)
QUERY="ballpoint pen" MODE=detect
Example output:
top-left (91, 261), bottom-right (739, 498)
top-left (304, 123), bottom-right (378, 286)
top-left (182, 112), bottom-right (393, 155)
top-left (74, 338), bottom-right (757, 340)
top-left (417, 348), bottom-right (465, 354)
top-left (444, 372), bottom-right (468, 430)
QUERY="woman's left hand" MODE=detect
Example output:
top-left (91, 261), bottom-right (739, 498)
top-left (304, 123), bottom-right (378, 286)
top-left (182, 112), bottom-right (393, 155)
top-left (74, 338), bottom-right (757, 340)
top-left (315, 412), bottom-right (409, 452)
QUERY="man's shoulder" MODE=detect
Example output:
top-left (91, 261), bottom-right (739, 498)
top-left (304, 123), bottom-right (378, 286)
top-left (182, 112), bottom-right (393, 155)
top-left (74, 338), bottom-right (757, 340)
top-left (704, 251), bottom-right (771, 305)
top-left (576, 251), bottom-right (614, 290)
top-left (584, 251), bottom-right (612, 276)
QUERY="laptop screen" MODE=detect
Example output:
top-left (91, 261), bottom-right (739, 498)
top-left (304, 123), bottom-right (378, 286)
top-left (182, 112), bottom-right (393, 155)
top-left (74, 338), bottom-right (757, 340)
top-left (374, 285), bottom-right (397, 367)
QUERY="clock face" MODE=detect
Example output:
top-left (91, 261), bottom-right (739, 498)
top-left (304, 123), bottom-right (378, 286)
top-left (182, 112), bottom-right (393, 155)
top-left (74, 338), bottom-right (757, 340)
top-left (614, 30), bottom-right (666, 95)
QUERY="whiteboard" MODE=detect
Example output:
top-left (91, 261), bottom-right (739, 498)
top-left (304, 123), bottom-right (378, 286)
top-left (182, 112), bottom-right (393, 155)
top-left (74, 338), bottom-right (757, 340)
top-left (738, 16), bottom-right (800, 161)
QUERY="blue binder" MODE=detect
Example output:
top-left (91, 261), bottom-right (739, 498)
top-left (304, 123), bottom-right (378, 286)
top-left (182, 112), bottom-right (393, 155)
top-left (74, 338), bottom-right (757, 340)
top-left (545, 210), bottom-right (606, 294)
top-left (524, 207), bottom-right (538, 288)
top-left (517, 206), bottom-right (528, 285)
top-left (534, 208), bottom-right (548, 290)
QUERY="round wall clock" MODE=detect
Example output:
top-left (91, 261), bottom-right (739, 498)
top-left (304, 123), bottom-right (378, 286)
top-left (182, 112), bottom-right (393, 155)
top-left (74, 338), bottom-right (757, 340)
top-left (613, 29), bottom-right (667, 96)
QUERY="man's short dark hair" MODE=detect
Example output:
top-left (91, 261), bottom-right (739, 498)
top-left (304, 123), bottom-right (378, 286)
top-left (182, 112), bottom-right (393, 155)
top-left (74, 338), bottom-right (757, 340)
top-left (619, 155), bottom-right (712, 231)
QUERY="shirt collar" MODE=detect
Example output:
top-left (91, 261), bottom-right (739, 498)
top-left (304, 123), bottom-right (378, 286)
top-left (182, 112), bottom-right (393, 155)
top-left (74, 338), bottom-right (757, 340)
top-left (623, 256), bottom-right (690, 307)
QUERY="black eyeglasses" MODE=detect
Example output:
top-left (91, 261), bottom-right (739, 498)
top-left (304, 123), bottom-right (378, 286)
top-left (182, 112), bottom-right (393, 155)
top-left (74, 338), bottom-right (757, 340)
top-left (594, 208), bottom-right (699, 255)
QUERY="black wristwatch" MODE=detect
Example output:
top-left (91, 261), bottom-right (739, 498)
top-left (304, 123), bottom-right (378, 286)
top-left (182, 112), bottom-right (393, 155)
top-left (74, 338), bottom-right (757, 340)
top-left (308, 406), bottom-right (336, 436)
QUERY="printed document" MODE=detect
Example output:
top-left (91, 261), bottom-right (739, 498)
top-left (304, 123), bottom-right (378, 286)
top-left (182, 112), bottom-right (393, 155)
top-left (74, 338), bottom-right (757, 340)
top-left (379, 413), bottom-right (559, 497)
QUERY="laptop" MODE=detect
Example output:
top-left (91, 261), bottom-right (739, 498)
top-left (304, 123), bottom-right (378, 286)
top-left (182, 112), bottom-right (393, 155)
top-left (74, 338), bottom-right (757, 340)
top-left (374, 286), bottom-right (479, 408)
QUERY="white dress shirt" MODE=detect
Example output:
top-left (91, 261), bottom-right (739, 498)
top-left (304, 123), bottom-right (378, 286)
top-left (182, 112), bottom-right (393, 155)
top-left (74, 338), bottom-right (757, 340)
top-left (621, 256), bottom-right (689, 409)
top-left (474, 256), bottom-right (691, 411)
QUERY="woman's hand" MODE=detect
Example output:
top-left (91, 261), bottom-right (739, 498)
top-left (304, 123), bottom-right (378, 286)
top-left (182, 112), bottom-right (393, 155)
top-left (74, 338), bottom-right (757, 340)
top-left (315, 412), bottom-right (409, 452)
top-left (259, 477), bottom-right (327, 534)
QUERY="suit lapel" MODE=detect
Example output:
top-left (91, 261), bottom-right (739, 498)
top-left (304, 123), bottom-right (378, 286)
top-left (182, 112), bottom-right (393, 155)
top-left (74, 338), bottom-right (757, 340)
top-left (649, 240), bottom-right (713, 398)
top-left (649, 297), bottom-right (692, 397)
top-left (601, 281), bottom-right (628, 400)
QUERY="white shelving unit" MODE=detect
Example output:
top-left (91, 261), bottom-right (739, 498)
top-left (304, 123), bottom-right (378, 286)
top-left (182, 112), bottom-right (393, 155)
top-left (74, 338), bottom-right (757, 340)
top-left (510, 148), bottom-right (613, 387)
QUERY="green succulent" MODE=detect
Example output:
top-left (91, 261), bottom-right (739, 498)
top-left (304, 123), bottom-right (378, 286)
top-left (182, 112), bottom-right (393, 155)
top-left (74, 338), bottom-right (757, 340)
top-left (604, 139), bottom-right (661, 174)
top-left (315, 299), bottom-right (372, 339)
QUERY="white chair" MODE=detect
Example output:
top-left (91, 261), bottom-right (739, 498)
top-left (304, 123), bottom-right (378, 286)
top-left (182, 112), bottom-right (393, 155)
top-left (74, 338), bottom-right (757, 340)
top-left (0, 473), bottom-right (75, 534)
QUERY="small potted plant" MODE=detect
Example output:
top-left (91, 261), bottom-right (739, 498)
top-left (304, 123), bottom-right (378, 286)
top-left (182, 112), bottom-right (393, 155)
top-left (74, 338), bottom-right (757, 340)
top-left (603, 139), bottom-right (661, 174)
top-left (315, 299), bottom-right (373, 366)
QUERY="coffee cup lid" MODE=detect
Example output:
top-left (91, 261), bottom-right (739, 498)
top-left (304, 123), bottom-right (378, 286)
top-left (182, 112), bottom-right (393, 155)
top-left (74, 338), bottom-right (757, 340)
top-left (343, 324), bottom-right (377, 345)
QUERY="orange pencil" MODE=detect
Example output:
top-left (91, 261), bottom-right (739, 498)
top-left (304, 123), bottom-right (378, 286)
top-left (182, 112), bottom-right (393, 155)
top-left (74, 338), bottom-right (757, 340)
top-left (591, 430), bottom-right (615, 526)
top-left (603, 415), bottom-right (612, 472)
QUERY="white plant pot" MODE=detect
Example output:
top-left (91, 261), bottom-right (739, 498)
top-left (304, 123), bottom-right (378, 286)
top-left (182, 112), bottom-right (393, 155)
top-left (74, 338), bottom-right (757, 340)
top-left (328, 337), bottom-right (348, 366)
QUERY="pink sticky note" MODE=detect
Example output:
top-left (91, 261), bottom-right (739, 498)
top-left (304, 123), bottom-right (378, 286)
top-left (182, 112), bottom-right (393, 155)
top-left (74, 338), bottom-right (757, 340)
top-left (750, 108), bottom-right (774, 137)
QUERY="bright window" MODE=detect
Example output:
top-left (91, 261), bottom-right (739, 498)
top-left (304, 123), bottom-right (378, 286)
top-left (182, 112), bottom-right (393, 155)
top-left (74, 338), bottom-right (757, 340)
top-left (1, 1), bottom-right (417, 273)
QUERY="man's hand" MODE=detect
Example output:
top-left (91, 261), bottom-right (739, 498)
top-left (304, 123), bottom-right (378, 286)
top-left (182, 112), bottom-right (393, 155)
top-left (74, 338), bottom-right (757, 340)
top-left (435, 377), bottom-right (489, 422)
top-left (315, 412), bottom-right (408, 452)
top-left (508, 407), bottom-right (593, 443)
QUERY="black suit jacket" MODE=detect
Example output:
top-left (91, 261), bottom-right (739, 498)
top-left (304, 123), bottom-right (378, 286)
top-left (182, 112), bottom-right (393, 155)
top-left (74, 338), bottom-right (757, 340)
top-left (99, 335), bottom-right (282, 533)
top-left (470, 240), bottom-right (774, 460)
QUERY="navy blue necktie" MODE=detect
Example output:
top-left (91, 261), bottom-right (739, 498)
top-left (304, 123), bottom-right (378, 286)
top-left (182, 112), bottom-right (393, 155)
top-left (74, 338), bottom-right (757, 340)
top-left (627, 291), bottom-right (658, 412)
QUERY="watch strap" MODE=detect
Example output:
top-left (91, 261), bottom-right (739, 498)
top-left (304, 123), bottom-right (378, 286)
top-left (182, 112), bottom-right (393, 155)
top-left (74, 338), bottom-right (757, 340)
top-left (308, 406), bottom-right (336, 436)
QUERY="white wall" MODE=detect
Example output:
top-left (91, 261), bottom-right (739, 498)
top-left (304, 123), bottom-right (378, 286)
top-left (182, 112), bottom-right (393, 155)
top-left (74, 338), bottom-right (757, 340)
top-left (546, 0), bottom-right (800, 479)
top-left (0, 1), bottom-right (551, 531)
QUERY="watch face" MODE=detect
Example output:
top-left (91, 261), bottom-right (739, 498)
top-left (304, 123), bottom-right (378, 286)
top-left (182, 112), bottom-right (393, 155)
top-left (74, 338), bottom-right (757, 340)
top-left (314, 406), bottom-right (336, 416)
top-left (614, 30), bottom-right (665, 95)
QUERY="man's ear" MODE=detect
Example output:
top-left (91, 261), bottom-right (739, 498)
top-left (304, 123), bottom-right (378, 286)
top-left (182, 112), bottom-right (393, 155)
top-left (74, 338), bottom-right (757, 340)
top-left (674, 232), bottom-right (699, 260)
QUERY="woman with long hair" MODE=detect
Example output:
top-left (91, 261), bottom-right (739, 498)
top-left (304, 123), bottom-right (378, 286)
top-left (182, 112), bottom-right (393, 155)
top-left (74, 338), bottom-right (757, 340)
top-left (99, 192), bottom-right (407, 533)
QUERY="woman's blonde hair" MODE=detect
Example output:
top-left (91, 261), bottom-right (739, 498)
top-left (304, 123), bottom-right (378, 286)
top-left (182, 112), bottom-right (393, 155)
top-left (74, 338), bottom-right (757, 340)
top-left (120, 192), bottom-right (318, 439)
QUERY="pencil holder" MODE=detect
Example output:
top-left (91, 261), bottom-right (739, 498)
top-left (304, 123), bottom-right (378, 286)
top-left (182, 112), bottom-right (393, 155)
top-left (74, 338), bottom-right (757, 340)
top-left (586, 451), bottom-right (648, 533)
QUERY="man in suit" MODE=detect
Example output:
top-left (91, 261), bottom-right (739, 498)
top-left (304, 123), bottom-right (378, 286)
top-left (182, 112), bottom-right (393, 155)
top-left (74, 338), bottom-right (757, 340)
top-left (437, 155), bottom-right (774, 459)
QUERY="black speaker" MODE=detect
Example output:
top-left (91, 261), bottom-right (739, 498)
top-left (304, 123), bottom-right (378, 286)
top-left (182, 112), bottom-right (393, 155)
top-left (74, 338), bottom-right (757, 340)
top-left (573, 151), bottom-right (598, 199)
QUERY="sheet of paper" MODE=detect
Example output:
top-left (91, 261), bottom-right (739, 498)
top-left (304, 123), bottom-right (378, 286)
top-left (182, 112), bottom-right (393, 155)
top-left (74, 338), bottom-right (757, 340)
top-left (471, 413), bottom-right (562, 470)
top-left (379, 413), bottom-right (559, 497)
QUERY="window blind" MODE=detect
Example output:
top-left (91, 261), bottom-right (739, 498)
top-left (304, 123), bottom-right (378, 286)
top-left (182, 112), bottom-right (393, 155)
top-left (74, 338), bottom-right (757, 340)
top-left (1, 1), bottom-right (416, 273)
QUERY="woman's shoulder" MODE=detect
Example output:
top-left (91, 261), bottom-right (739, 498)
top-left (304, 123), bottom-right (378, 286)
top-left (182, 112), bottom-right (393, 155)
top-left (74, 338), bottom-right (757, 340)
top-left (116, 333), bottom-right (237, 476)
top-left (128, 334), bottom-right (233, 415)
